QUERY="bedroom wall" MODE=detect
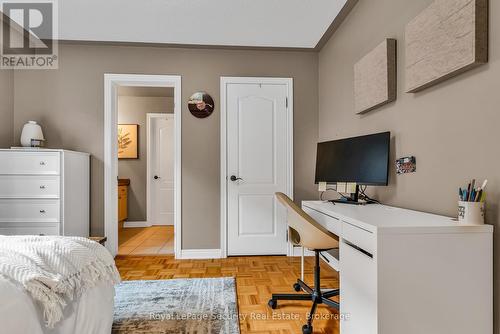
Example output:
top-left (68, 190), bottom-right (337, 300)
top-left (12, 43), bottom-right (319, 249)
top-left (318, 0), bottom-right (500, 331)
top-left (0, 70), bottom-right (14, 148)
top-left (118, 95), bottom-right (174, 222)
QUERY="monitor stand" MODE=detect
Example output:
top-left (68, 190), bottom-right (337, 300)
top-left (329, 198), bottom-right (365, 205)
top-left (328, 185), bottom-right (368, 205)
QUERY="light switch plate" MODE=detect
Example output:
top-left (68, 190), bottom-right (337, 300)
top-left (346, 182), bottom-right (357, 194)
top-left (318, 182), bottom-right (327, 192)
top-left (336, 182), bottom-right (347, 193)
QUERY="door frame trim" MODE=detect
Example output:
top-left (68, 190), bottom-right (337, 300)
top-left (104, 74), bottom-right (182, 258)
top-left (147, 113), bottom-right (175, 227)
top-left (219, 76), bottom-right (294, 258)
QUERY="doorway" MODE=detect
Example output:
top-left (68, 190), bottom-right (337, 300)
top-left (104, 74), bottom-right (182, 258)
top-left (220, 77), bottom-right (294, 257)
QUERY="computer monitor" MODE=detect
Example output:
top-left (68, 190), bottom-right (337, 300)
top-left (315, 131), bottom-right (390, 203)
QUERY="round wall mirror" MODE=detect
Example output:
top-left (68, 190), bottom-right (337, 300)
top-left (188, 92), bottom-right (215, 118)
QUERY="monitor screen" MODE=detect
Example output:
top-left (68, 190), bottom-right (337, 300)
top-left (315, 132), bottom-right (390, 186)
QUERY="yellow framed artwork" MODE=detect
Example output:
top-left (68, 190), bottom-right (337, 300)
top-left (118, 124), bottom-right (138, 159)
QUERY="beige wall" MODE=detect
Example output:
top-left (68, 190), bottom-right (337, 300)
top-left (12, 44), bottom-right (319, 249)
top-left (318, 0), bottom-right (500, 330)
top-left (0, 70), bottom-right (14, 148)
top-left (118, 95), bottom-right (174, 221)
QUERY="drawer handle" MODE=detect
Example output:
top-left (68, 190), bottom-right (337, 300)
top-left (40, 161), bottom-right (46, 166)
top-left (343, 239), bottom-right (373, 259)
top-left (40, 185), bottom-right (46, 189)
top-left (40, 210), bottom-right (46, 213)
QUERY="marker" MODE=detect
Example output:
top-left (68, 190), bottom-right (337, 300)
top-left (474, 189), bottom-right (482, 202)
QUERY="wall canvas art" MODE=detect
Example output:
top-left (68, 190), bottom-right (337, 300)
top-left (405, 0), bottom-right (488, 93)
top-left (118, 124), bottom-right (138, 159)
top-left (354, 38), bottom-right (397, 114)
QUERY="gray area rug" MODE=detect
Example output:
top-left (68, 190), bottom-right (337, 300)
top-left (113, 278), bottom-right (240, 334)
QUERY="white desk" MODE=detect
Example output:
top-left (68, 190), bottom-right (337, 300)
top-left (302, 201), bottom-right (493, 334)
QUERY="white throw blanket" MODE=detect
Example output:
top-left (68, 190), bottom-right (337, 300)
top-left (0, 236), bottom-right (121, 328)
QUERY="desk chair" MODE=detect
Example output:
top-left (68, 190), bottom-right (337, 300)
top-left (269, 193), bottom-right (340, 334)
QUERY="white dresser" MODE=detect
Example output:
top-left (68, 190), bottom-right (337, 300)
top-left (0, 149), bottom-right (90, 237)
top-left (302, 201), bottom-right (493, 334)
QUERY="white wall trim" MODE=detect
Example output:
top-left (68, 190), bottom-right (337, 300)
top-left (219, 76), bottom-right (294, 258)
top-left (104, 74), bottom-right (182, 258)
top-left (147, 113), bottom-right (175, 227)
top-left (123, 221), bottom-right (151, 228)
top-left (179, 249), bottom-right (222, 259)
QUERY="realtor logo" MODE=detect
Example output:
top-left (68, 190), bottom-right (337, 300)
top-left (1, 0), bottom-right (58, 69)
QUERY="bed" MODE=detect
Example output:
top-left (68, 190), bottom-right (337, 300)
top-left (0, 278), bottom-right (114, 334)
top-left (0, 236), bottom-right (120, 334)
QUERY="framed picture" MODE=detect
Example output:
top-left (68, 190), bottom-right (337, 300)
top-left (118, 124), bottom-right (138, 159)
top-left (188, 91), bottom-right (215, 118)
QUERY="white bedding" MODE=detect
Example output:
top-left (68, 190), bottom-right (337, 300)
top-left (0, 277), bottom-right (115, 334)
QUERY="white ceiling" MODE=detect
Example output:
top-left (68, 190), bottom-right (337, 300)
top-left (59, 0), bottom-right (347, 48)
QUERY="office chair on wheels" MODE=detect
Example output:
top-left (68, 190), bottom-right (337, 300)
top-left (268, 192), bottom-right (340, 334)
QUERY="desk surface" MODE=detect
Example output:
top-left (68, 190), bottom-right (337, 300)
top-left (303, 201), bottom-right (493, 233)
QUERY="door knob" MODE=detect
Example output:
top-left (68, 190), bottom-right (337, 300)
top-left (154, 175), bottom-right (160, 180)
top-left (230, 175), bottom-right (243, 182)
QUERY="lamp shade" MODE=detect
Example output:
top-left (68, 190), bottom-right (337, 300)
top-left (20, 121), bottom-right (45, 147)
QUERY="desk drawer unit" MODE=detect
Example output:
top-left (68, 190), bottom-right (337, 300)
top-left (340, 237), bottom-right (377, 334)
top-left (342, 220), bottom-right (375, 255)
top-left (0, 175), bottom-right (60, 199)
top-left (0, 151), bottom-right (60, 175)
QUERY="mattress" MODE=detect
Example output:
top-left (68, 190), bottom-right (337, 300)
top-left (0, 277), bottom-right (115, 334)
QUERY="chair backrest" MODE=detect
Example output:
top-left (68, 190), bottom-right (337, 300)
top-left (275, 192), bottom-right (339, 250)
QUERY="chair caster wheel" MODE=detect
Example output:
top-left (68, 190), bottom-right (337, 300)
top-left (268, 299), bottom-right (277, 309)
top-left (293, 282), bottom-right (302, 292)
top-left (302, 324), bottom-right (313, 334)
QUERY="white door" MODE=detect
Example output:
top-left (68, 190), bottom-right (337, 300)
top-left (150, 114), bottom-right (174, 225)
top-left (225, 79), bottom-right (292, 256)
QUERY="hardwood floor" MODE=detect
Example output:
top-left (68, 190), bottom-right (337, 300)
top-left (118, 226), bottom-right (174, 255)
top-left (115, 255), bottom-right (340, 333)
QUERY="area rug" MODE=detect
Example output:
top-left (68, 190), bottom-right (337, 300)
top-left (113, 277), bottom-right (240, 334)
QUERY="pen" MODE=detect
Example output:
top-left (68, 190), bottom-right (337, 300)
top-left (469, 179), bottom-right (476, 201)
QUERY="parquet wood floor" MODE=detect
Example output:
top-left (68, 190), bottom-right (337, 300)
top-left (115, 255), bottom-right (340, 334)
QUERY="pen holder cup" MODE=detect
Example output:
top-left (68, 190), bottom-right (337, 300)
top-left (458, 201), bottom-right (485, 225)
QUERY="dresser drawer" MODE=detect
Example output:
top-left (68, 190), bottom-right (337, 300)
top-left (0, 176), bottom-right (60, 198)
top-left (0, 151), bottom-right (60, 175)
top-left (0, 199), bottom-right (60, 223)
top-left (0, 223), bottom-right (60, 236)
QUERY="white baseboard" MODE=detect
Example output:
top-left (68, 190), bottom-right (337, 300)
top-left (180, 249), bottom-right (222, 259)
top-left (123, 221), bottom-right (151, 228)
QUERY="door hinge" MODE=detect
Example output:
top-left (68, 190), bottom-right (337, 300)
top-left (285, 97), bottom-right (288, 108)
